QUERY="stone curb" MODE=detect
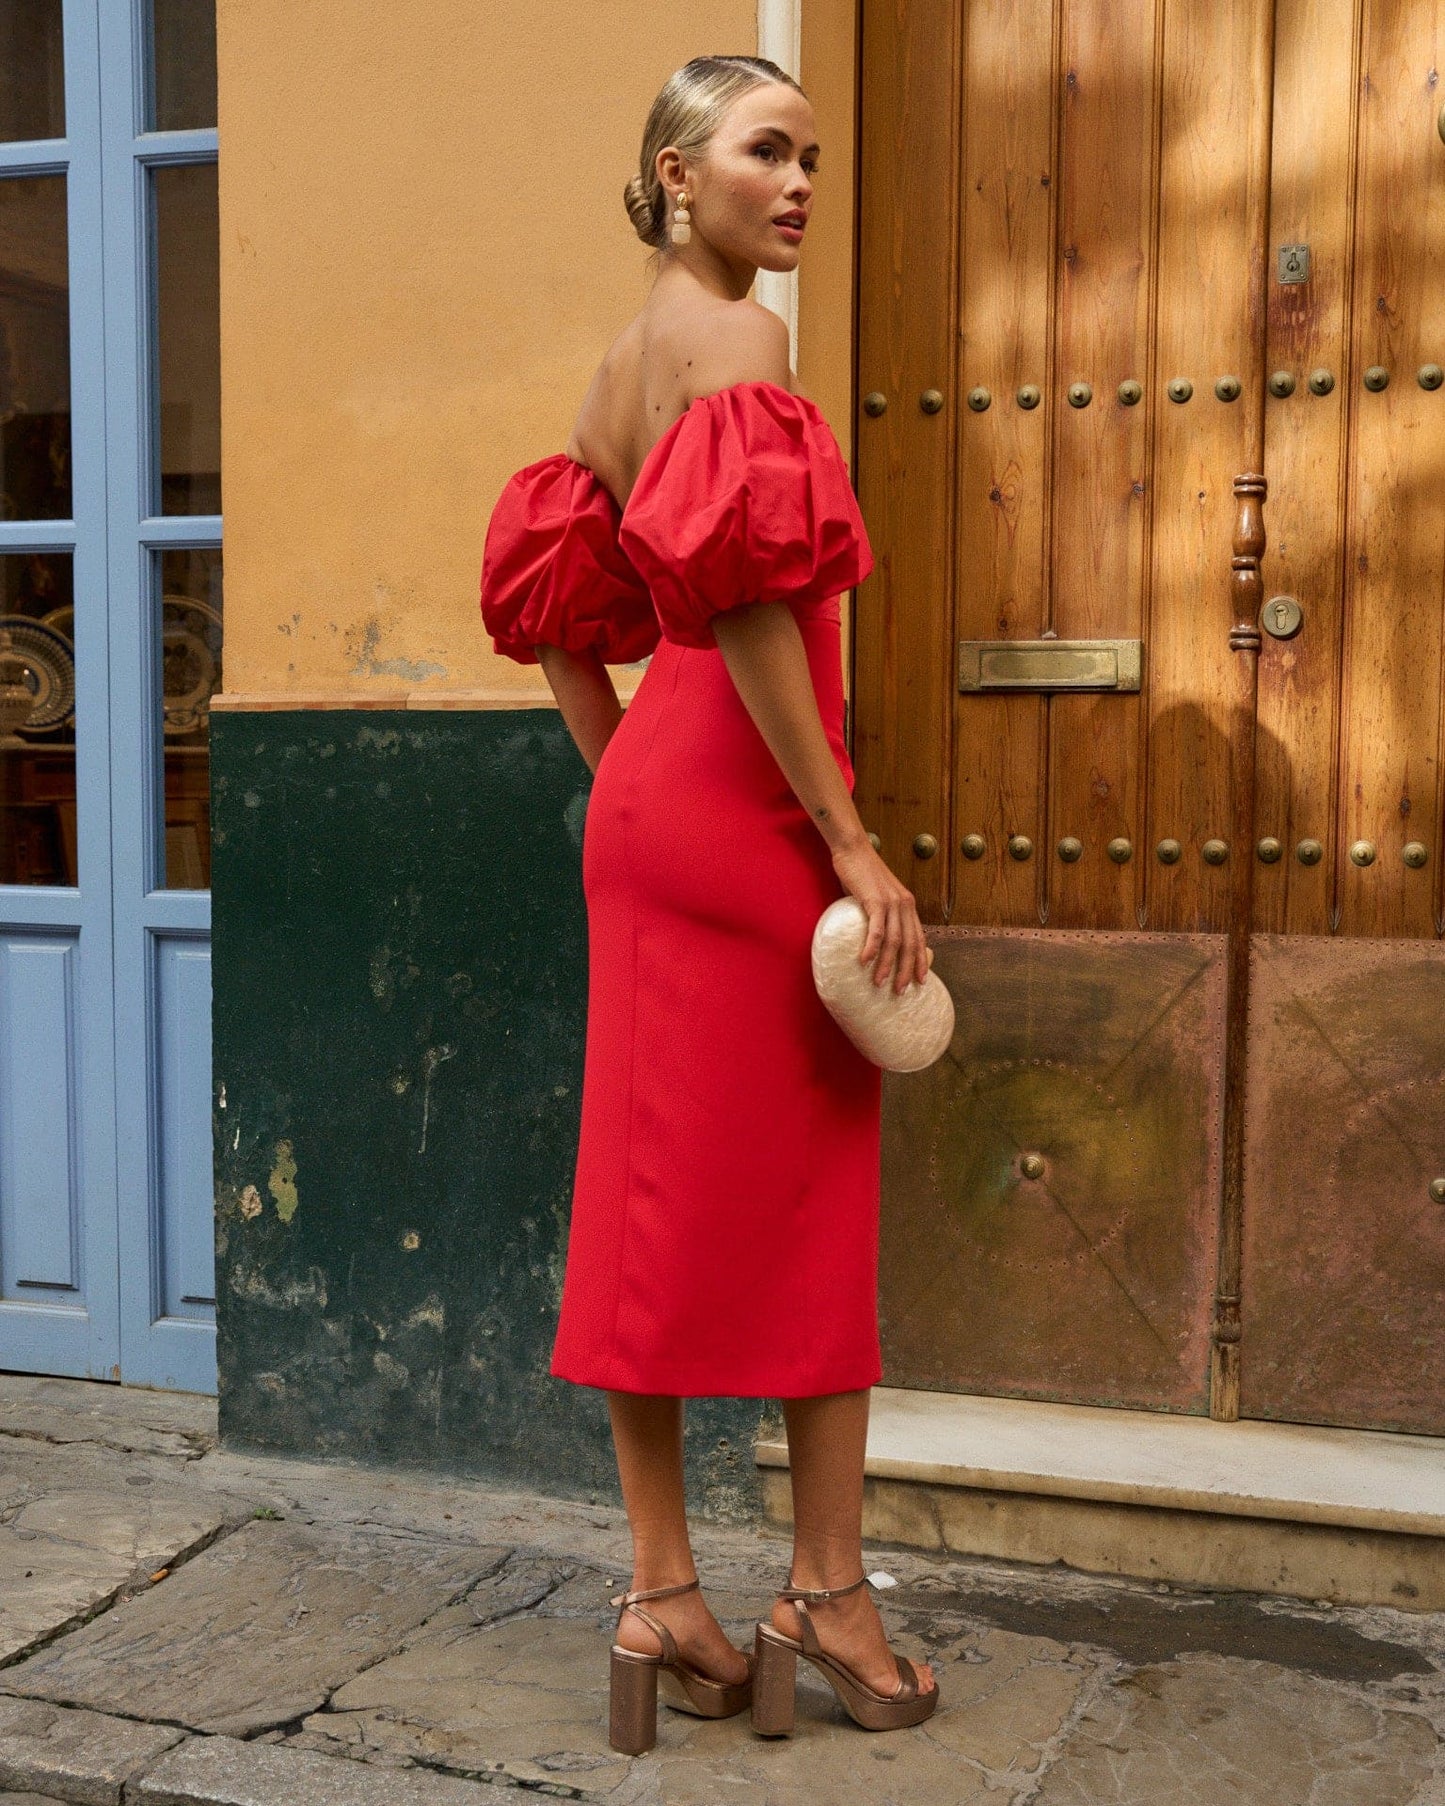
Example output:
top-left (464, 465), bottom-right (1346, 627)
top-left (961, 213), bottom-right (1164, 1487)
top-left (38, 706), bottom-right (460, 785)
top-left (0, 1700), bottom-right (184, 1806)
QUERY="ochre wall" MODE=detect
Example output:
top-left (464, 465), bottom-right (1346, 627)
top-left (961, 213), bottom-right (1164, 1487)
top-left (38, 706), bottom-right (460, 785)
top-left (215, 0), bottom-right (859, 706)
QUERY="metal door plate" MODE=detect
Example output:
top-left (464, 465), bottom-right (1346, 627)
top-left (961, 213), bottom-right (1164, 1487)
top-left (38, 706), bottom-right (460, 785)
top-left (1242, 936), bottom-right (1445, 1434)
top-left (880, 928), bottom-right (1226, 1412)
top-left (958, 639), bottom-right (1143, 693)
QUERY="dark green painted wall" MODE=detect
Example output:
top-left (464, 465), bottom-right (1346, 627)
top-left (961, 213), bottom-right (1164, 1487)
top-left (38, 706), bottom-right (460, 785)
top-left (212, 709), bottom-right (771, 1516)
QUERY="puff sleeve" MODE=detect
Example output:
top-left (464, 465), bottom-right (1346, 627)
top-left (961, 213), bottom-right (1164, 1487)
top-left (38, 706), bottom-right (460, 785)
top-left (480, 454), bottom-right (661, 666)
top-left (617, 382), bottom-right (873, 650)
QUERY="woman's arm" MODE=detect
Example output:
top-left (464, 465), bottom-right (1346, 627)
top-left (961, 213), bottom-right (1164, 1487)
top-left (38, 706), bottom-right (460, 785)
top-left (712, 601), bottom-right (931, 995)
top-left (535, 644), bottom-right (624, 776)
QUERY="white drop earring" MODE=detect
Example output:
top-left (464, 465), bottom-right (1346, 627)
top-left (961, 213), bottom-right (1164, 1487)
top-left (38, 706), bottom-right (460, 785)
top-left (670, 189), bottom-right (691, 246)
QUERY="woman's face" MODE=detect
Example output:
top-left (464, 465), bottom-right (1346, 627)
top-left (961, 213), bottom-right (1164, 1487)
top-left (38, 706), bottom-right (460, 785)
top-left (665, 82), bottom-right (818, 273)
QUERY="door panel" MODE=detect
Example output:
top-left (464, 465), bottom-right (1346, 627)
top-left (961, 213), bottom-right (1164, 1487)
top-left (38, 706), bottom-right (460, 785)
top-left (951, 0), bottom-right (1054, 927)
top-left (0, 0), bottom-right (120, 1381)
top-left (1253, 0), bottom-right (1356, 937)
top-left (100, 0), bottom-right (219, 1392)
top-left (0, 935), bottom-right (82, 1291)
top-left (1257, 0), bottom-right (1445, 937)
top-left (154, 934), bottom-right (215, 1321)
top-left (863, 0), bottom-right (1275, 934)
top-left (1143, 0), bottom-right (1272, 935)
top-left (880, 929), bottom-right (1225, 1411)
top-left (1242, 937), bottom-right (1445, 1431)
top-left (859, 0), bottom-right (1271, 1410)
top-left (1045, 0), bottom-right (1155, 933)
top-left (852, 0), bottom-right (960, 923)
top-left (1333, 0), bottom-right (1445, 937)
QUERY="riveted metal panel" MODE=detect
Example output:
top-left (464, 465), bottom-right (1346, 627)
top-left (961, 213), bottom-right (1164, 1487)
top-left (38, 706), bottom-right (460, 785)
top-left (880, 929), bottom-right (1226, 1412)
top-left (1241, 935), bottom-right (1445, 1434)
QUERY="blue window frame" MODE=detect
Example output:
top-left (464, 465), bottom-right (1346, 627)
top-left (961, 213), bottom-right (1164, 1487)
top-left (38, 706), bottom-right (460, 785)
top-left (0, 0), bottom-right (219, 1391)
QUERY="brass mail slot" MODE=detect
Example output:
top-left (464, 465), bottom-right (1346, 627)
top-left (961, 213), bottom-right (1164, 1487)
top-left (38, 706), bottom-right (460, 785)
top-left (958, 638), bottom-right (1143, 693)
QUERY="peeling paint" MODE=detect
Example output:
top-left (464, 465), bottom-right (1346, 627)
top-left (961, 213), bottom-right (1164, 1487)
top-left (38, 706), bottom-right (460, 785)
top-left (346, 616), bottom-right (447, 683)
top-left (401, 1230), bottom-right (420, 1251)
top-left (401, 1294), bottom-right (444, 1331)
top-left (369, 947), bottom-right (396, 1002)
top-left (418, 1044), bottom-right (457, 1154)
top-left (239, 1184), bottom-right (263, 1220)
top-left (228, 1263), bottom-right (328, 1310)
top-left (372, 1349), bottom-right (410, 1388)
top-left (268, 1140), bottom-right (299, 1222)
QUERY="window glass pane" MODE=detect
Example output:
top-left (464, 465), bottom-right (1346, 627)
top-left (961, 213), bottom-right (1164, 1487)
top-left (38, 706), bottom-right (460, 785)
top-left (0, 551), bottom-right (76, 886)
top-left (154, 163), bottom-right (220, 515)
top-left (0, 1), bottom-right (64, 143)
top-left (149, 0), bottom-right (217, 132)
top-left (158, 546), bottom-right (221, 889)
top-left (0, 175), bottom-right (71, 521)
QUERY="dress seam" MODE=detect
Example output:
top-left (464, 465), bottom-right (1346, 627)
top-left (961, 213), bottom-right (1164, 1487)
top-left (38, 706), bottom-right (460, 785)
top-left (605, 648), bottom-right (684, 1369)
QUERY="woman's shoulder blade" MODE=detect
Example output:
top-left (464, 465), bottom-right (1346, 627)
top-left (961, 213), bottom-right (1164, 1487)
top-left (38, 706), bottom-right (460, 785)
top-left (683, 298), bottom-right (792, 399)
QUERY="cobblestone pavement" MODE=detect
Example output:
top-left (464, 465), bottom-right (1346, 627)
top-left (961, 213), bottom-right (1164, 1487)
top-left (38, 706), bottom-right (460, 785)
top-left (1, 1374), bottom-right (1443, 1804)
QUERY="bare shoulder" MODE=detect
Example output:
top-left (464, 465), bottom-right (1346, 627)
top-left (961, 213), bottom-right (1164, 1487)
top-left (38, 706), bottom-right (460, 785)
top-left (567, 318), bottom-right (647, 469)
top-left (685, 297), bottom-right (792, 398)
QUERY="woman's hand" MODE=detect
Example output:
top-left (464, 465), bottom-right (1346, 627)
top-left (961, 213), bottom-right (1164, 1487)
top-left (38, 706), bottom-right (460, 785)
top-left (830, 836), bottom-right (934, 995)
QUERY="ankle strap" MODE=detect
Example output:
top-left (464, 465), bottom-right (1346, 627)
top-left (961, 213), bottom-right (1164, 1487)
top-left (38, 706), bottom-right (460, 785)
top-left (778, 1573), bottom-right (869, 1604)
top-left (609, 1576), bottom-right (700, 1608)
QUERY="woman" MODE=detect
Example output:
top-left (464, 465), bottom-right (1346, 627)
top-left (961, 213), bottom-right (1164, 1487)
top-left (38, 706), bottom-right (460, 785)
top-left (480, 55), bottom-right (939, 1753)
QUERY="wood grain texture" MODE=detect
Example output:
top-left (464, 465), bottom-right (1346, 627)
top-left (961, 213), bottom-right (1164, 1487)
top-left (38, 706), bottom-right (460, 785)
top-left (1253, 0), bottom-right (1360, 936)
top-left (1044, 0), bottom-right (1158, 930)
top-left (1143, 0), bottom-right (1273, 933)
top-left (949, 0), bottom-right (1056, 925)
top-left (1334, 0), bottom-right (1445, 937)
top-left (853, 0), bottom-right (960, 922)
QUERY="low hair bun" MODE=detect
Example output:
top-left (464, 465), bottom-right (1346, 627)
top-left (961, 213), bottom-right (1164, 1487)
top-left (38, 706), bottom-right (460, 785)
top-left (623, 171), bottom-right (663, 248)
top-left (625, 55), bottom-right (805, 254)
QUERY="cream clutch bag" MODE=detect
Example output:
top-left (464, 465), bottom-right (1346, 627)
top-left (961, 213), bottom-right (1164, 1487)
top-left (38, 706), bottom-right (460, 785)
top-left (811, 897), bottom-right (955, 1072)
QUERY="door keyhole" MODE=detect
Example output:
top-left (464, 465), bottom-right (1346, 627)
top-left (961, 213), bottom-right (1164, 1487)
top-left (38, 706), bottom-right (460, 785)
top-left (1262, 595), bottom-right (1303, 640)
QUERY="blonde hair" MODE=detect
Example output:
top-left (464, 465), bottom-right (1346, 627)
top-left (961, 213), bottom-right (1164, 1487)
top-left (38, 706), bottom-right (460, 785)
top-left (624, 56), bottom-right (806, 251)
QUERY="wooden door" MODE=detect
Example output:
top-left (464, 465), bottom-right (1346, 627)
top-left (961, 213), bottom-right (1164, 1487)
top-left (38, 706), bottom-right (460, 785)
top-left (1240, 0), bottom-right (1445, 1434)
top-left (855, 0), bottom-right (1445, 1430)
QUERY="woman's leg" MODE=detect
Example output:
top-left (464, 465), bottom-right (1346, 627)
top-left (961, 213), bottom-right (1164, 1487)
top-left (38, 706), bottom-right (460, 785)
top-left (607, 1391), bottom-right (749, 1681)
top-left (775, 1388), bottom-right (936, 1696)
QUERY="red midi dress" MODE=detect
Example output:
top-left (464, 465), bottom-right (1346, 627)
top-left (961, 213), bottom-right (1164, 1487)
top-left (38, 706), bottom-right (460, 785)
top-left (479, 380), bottom-right (882, 1397)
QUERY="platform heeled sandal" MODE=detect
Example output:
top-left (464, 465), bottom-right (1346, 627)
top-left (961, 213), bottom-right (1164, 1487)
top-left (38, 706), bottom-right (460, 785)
top-left (608, 1577), bottom-right (754, 1756)
top-left (751, 1573), bottom-right (939, 1737)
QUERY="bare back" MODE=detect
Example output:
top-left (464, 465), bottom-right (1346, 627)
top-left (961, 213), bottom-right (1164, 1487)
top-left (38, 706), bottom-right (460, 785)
top-left (565, 280), bottom-right (794, 514)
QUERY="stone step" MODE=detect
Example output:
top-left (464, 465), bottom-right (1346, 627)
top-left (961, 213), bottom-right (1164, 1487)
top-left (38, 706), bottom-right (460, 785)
top-left (755, 1387), bottom-right (1445, 1612)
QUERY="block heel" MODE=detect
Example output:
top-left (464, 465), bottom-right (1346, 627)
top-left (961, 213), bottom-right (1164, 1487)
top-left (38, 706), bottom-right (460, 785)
top-left (751, 1573), bottom-right (939, 1736)
top-left (606, 1577), bottom-right (754, 1755)
top-left (609, 1646), bottom-right (659, 1755)
top-left (750, 1623), bottom-right (799, 1736)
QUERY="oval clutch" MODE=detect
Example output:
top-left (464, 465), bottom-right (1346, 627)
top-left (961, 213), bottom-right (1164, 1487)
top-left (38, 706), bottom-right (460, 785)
top-left (811, 897), bottom-right (955, 1072)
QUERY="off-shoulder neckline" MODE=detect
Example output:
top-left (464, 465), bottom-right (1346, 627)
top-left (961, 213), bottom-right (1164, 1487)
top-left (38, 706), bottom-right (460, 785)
top-left (566, 379), bottom-right (820, 519)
